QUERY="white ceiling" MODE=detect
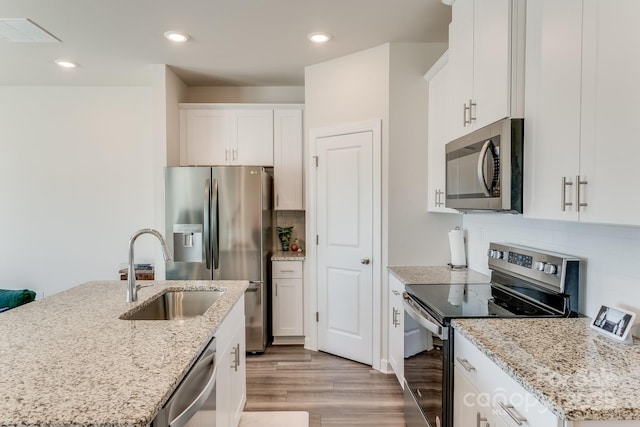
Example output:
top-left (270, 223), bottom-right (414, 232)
top-left (0, 0), bottom-right (451, 87)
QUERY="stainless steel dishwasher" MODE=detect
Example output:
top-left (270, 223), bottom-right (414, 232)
top-left (152, 337), bottom-right (217, 427)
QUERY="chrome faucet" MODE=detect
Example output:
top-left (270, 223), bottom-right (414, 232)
top-left (127, 228), bottom-right (172, 303)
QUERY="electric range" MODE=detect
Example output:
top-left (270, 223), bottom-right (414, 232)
top-left (402, 243), bottom-right (581, 427)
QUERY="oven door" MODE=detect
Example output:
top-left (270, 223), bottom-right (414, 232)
top-left (402, 294), bottom-right (450, 427)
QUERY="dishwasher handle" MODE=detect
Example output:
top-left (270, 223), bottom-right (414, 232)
top-left (167, 353), bottom-right (217, 427)
top-left (402, 293), bottom-right (448, 340)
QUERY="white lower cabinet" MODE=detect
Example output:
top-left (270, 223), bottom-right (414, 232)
top-left (454, 365), bottom-right (492, 427)
top-left (216, 295), bottom-right (246, 427)
top-left (272, 260), bottom-right (304, 344)
top-left (454, 330), bottom-right (561, 427)
top-left (388, 273), bottom-right (405, 386)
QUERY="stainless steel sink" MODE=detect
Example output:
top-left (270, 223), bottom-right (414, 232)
top-left (120, 290), bottom-right (224, 320)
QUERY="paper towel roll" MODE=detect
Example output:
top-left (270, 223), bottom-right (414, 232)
top-left (448, 228), bottom-right (467, 267)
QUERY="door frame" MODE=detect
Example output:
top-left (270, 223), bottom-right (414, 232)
top-left (305, 119), bottom-right (382, 371)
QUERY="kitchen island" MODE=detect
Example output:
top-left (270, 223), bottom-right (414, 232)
top-left (453, 317), bottom-right (640, 425)
top-left (0, 279), bottom-right (247, 427)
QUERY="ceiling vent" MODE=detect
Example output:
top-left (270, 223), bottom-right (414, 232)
top-left (0, 18), bottom-right (60, 42)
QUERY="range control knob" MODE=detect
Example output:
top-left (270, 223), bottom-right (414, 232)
top-left (492, 250), bottom-right (505, 259)
top-left (534, 261), bottom-right (546, 271)
top-left (543, 264), bottom-right (558, 275)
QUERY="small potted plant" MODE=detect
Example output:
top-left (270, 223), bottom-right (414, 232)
top-left (276, 226), bottom-right (293, 251)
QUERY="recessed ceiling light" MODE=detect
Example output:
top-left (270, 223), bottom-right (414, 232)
top-left (308, 32), bottom-right (332, 43)
top-left (54, 59), bottom-right (77, 69)
top-left (164, 31), bottom-right (189, 43)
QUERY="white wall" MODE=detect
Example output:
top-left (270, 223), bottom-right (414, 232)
top-left (185, 86), bottom-right (304, 104)
top-left (304, 43), bottom-right (463, 368)
top-left (462, 214), bottom-right (640, 319)
top-left (0, 86), bottom-right (157, 297)
top-left (388, 43), bottom-right (461, 265)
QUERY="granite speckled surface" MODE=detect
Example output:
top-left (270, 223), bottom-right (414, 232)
top-left (271, 251), bottom-right (306, 261)
top-left (453, 317), bottom-right (640, 421)
top-left (0, 280), bottom-right (247, 427)
top-left (387, 265), bottom-right (489, 285)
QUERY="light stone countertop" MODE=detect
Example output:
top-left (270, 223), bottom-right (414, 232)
top-left (271, 250), bottom-right (306, 261)
top-left (0, 279), bottom-right (247, 427)
top-left (387, 265), bottom-right (489, 285)
top-left (453, 317), bottom-right (640, 421)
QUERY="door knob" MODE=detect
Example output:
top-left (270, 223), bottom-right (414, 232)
top-left (361, 258), bottom-right (370, 265)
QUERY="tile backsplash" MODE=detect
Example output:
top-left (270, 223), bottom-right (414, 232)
top-left (274, 210), bottom-right (306, 252)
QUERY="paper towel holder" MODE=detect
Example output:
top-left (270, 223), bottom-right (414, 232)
top-left (447, 263), bottom-right (467, 269)
top-left (448, 226), bottom-right (468, 269)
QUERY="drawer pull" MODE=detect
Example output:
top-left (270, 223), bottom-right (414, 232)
top-left (498, 402), bottom-right (527, 425)
top-left (279, 269), bottom-right (296, 273)
top-left (476, 413), bottom-right (488, 427)
top-left (456, 357), bottom-right (476, 372)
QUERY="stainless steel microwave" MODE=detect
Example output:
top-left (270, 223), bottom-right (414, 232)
top-left (445, 118), bottom-right (524, 213)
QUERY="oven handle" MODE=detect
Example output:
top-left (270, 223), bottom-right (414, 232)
top-left (402, 293), bottom-right (448, 340)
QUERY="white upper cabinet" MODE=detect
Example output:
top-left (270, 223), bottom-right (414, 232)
top-left (179, 104), bottom-right (275, 167)
top-left (425, 53), bottom-right (459, 214)
top-left (447, 0), bottom-right (525, 140)
top-left (231, 109), bottom-right (274, 166)
top-left (578, 0), bottom-right (640, 226)
top-left (524, 0), bottom-right (640, 226)
top-left (523, 0), bottom-right (583, 222)
top-left (180, 108), bottom-right (229, 167)
top-left (273, 108), bottom-right (304, 210)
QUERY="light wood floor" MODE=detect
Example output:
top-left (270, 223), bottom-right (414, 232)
top-left (244, 345), bottom-right (406, 427)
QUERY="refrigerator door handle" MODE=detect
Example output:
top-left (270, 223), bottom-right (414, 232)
top-left (204, 179), bottom-right (211, 270)
top-left (212, 178), bottom-right (220, 270)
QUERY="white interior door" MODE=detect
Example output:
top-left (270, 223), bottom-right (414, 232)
top-left (316, 130), bottom-right (373, 365)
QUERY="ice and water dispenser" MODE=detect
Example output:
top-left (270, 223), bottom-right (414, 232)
top-left (172, 224), bottom-right (203, 263)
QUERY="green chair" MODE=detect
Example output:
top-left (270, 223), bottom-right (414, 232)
top-left (0, 289), bottom-right (36, 312)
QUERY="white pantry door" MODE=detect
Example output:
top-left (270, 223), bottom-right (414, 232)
top-left (316, 130), bottom-right (373, 365)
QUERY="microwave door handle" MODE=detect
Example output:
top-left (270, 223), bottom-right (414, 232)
top-left (477, 139), bottom-right (495, 197)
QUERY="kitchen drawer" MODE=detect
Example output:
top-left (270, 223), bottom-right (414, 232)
top-left (492, 365), bottom-right (560, 427)
top-left (455, 331), bottom-right (560, 427)
top-left (454, 330), bottom-right (499, 394)
top-left (272, 260), bottom-right (303, 278)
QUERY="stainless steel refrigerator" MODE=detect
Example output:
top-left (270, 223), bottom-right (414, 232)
top-left (164, 166), bottom-right (272, 353)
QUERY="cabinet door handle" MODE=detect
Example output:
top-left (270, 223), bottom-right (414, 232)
top-left (463, 103), bottom-right (470, 126)
top-left (392, 290), bottom-right (400, 296)
top-left (561, 176), bottom-right (574, 211)
top-left (476, 413), bottom-right (488, 427)
top-left (498, 402), bottom-right (527, 425)
top-left (576, 175), bottom-right (588, 211)
top-left (435, 189), bottom-right (445, 207)
top-left (233, 148), bottom-right (238, 161)
top-left (276, 193), bottom-right (279, 208)
top-left (225, 149), bottom-right (229, 162)
top-left (392, 307), bottom-right (401, 327)
top-left (236, 343), bottom-right (240, 369)
top-left (230, 343), bottom-right (240, 372)
top-left (456, 356), bottom-right (476, 372)
top-left (469, 99), bottom-right (477, 123)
